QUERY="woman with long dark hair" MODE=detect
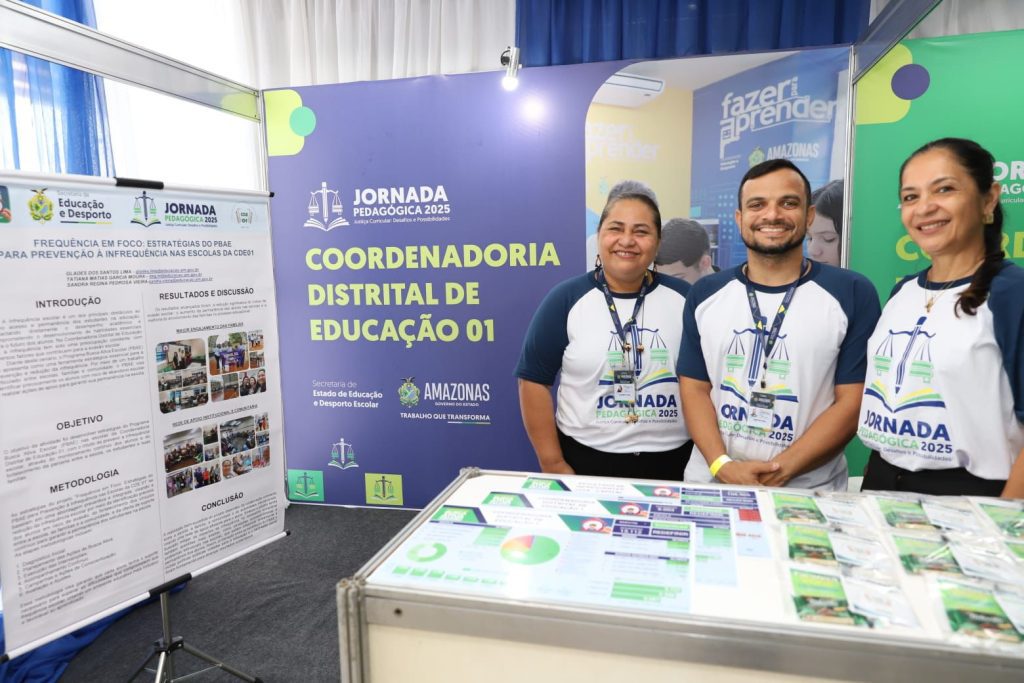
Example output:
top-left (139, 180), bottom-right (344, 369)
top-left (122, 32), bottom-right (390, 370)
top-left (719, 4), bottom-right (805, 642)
top-left (858, 138), bottom-right (1024, 497)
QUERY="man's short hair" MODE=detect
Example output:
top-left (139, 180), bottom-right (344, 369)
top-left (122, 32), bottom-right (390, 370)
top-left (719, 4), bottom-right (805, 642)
top-left (737, 158), bottom-right (812, 208)
top-left (656, 218), bottom-right (709, 267)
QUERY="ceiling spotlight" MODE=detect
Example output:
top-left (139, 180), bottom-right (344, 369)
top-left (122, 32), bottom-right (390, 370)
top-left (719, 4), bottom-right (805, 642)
top-left (500, 46), bottom-right (521, 91)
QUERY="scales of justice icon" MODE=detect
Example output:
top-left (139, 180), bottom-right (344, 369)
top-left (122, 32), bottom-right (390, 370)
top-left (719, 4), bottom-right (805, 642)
top-left (132, 190), bottom-right (161, 227)
top-left (329, 437), bottom-right (358, 469)
top-left (305, 181), bottom-right (349, 231)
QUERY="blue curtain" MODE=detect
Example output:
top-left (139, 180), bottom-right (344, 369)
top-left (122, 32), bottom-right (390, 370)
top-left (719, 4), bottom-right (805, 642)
top-left (0, 0), bottom-right (114, 176)
top-left (516, 0), bottom-right (870, 66)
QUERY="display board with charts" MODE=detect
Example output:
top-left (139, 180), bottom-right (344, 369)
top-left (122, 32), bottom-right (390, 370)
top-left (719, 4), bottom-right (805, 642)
top-left (0, 172), bottom-right (287, 656)
top-left (347, 471), bottom-right (1024, 680)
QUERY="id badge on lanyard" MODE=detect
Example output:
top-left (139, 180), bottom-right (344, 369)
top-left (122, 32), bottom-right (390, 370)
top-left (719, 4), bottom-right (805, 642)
top-left (613, 369), bottom-right (636, 405)
top-left (744, 262), bottom-right (803, 429)
top-left (598, 271), bottom-right (649, 421)
top-left (748, 391), bottom-right (775, 429)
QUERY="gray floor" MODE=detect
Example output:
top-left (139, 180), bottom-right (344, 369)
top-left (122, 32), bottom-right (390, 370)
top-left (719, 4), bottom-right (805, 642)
top-left (59, 504), bottom-right (417, 682)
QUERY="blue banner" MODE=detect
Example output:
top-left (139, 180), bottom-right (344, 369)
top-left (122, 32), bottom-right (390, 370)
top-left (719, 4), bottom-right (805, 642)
top-left (267, 63), bottom-right (626, 507)
top-left (690, 48), bottom-right (849, 269)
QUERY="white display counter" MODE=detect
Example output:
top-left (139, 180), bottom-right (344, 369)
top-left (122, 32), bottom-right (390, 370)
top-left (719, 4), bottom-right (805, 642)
top-left (337, 469), bottom-right (1024, 682)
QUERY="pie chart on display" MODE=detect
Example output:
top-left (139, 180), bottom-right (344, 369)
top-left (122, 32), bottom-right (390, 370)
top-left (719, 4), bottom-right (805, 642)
top-left (500, 535), bottom-right (560, 565)
top-left (407, 542), bottom-right (447, 562)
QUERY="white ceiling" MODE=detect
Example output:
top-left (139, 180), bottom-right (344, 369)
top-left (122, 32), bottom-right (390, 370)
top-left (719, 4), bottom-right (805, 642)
top-left (615, 49), bottom-right (796, 90)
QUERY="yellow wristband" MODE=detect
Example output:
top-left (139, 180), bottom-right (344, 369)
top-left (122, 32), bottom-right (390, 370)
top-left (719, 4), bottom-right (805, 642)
top-left (709, 454), bottom-right (732, 478)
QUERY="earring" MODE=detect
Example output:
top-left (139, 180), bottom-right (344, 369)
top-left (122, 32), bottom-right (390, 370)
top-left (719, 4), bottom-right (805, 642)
top-left (984, 212), bottom-right (994, 225)
top-left (594, 254), bottom-right (603, 269)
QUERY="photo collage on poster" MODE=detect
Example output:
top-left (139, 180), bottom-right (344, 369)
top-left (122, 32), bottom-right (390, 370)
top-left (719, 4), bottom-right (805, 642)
top-left (208, 330), bottom-right (267, 402)
top-left (155, 330), bottom-right (267, 413)
top-left (156, 338), bottom-right (209, 413)
top-left (157, 329), bottom-right (271, 498)
top-left (164, 411), bottom-right (271, 499)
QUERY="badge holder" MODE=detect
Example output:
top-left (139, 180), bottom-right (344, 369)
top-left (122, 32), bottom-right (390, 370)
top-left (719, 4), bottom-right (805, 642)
top-left (748, 391), bottom-right (775, 430)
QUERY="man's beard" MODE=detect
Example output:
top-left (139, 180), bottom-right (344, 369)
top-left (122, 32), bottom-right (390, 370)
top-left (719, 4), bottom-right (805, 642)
top-left (741, 221), bottom-right (805, 256)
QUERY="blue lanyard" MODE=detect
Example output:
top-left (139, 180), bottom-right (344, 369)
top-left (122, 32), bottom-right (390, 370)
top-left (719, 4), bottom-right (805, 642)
top-left (597, 270), bottom-right (650, 350)
top-left (745, 261), bottom-right (804, 389)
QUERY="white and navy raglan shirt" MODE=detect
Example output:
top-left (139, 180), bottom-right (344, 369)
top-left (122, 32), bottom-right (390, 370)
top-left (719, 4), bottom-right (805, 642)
top-left (515, 271), bottom-right (691, 453)
top-left (677, 261), bottom-right (881, 490)
top-left (858, 262), bottom-right (1024, 480)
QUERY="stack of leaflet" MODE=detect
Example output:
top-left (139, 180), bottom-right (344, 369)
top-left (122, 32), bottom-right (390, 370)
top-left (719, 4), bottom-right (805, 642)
top-left (771, 491), bottom-right (1024, 650)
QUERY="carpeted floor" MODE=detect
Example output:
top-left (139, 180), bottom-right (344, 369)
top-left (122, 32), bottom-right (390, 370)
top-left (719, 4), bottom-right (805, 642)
top-left (59, 504), bottom-right (417, 682)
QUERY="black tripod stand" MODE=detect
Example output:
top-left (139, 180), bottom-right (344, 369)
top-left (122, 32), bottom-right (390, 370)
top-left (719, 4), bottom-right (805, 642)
top-left (128, 590), bottom-right (262, 682)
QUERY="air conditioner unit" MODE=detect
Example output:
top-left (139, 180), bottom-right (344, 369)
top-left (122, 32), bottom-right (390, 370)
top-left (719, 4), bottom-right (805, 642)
top-left (592, 74), bottom-right (665, 108)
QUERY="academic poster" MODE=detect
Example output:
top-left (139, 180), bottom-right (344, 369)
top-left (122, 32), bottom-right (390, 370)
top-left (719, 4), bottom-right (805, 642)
top-left (0, 174), bottom-right (287, 654)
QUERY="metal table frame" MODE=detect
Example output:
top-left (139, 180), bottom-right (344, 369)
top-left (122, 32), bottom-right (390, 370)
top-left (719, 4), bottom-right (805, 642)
top-left (338, 468), bottom-right (1024, 682)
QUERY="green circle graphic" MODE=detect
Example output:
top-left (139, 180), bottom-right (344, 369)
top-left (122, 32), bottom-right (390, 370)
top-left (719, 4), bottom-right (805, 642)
top-left (407, 542), bottom-right (446, 562)
top-left (289, 106), bottom-right (317, 136)
top-left (500, 535), bottom-right (560, 565)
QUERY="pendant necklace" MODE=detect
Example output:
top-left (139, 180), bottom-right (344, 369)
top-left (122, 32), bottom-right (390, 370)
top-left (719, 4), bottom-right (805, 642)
top-left (923, 258), bottom-right (984, 312)
top-left (924, 282), bottom-right (957, 313)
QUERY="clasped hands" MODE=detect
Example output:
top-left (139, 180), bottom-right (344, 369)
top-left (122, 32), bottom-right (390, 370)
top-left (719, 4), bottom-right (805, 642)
top-left (715, 457), bottom-right (792, 487)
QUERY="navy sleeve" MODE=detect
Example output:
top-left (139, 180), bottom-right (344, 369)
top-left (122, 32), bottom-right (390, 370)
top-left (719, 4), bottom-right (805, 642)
top-left (675, 278), bottom-right (711, 382)
top-left (988, 263), bottom-right (1024, 423)
top-left (514, 275), bottom-right (588, 385)
top-left (675, 292), bottom-right (708, 382)
top-left (834, 271), bottom-right (881, 385)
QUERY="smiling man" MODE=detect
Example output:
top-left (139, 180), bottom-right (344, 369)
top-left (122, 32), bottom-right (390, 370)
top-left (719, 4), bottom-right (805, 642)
top-left (677, 159), bottom-right (881, 490)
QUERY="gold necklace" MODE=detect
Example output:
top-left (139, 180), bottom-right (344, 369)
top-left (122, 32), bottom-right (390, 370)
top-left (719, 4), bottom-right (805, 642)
top-left (923, 259), bottom-right (984, 312)
top-left (924, 282), bottom-right (957, 313)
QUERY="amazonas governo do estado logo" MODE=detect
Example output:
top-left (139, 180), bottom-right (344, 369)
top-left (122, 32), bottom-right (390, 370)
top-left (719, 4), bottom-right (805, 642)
top-left (303, 180), bottom-right (451, 231)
